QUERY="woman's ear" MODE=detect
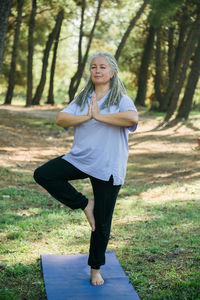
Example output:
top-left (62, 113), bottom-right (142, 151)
top-left (110, 71), bottom-right (115, 79)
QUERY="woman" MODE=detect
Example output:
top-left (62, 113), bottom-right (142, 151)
top-left (34, 51), bottom-right (138, 286)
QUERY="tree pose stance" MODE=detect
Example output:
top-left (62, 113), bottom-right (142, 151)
top-left (34, 51), bottom-right (138, 285)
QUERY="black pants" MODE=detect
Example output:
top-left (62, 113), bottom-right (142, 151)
top-left (33, 156), bottom-right (121, 269)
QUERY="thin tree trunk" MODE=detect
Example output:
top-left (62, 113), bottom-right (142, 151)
top-left (78, 0), bottom-right (85, 67)
top-left (47, 9), bottom-right (64, 105)
top-left (154, 28), bottom-right (163, 107)
top-left (176, 36), bottom-right (200, 120)
top-left (165, 15), bottom-right (200, 121)
top-left (168, 27), bottom-right (175, 83)
top-left (68, 0), bottom-right (86, 102)
top-left (115, 0), bottom-right (148, 61)
top-left (32, 10), bottom-right (63, 105)
top-left (135, 25), bottom-right (155, 106)
top-left (26, 0), bottom-right (37, 107)
top-left (0, 0), bottom-right (12, 75)
top-left (4, 0), bottom-right (23, 105)
top-left (68, 0), bottom-right (103, 102)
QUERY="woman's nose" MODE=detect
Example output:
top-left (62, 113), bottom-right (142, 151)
top-left (95, 67), bottom-right (100, 72)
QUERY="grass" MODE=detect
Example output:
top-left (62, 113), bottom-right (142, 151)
top-left (0, 108), bottom-right (200, 299)
top-left (0, 168), bottom-right (200, 299)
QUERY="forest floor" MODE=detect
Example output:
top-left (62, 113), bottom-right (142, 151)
top-left (0, 104), bottom-right (200, 300)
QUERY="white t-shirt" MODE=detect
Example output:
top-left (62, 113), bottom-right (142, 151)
top-left (61, 91), bottom-right (138, 185)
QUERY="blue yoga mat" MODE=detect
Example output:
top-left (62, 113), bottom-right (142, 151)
top-left (41, 251), bottom-right (140, 300)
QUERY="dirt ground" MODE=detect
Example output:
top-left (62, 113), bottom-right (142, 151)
top-left (0, 104), bottom-right (200, 189)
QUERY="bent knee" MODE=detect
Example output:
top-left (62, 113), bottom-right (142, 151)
top-left (33, 167), bottom-right (43, 184)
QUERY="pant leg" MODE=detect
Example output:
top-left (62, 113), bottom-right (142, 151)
top-left (88, 175), bottom-right (121, 269)
top-left (33, 156), bottom-right (89, 210)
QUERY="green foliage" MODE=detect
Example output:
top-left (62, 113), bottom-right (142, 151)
top-left (149, 0), bottom-right (183, 27)
top-left (1, 0), bottom-right (200, 110)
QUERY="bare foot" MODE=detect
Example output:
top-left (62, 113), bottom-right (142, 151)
top-left (84, 198), bottom-right (95, 231)
top-left (91, 269), bottom-right (104, 286)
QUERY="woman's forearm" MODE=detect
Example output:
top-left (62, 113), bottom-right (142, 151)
top-left (56, 112), bottom-right (91, 128)
top-left (94, 111), bottom-right (138, 127)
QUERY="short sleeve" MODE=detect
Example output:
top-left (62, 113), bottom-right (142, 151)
top-left (60, 99), bottom-right (77, 115)
top-left (119, 95), bottom-right (138, 132)
top-left (59, 99), bottom-right (78, 131)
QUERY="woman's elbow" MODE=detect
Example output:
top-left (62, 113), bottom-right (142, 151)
top-left (130, 112), bottom-right (138, 125)
top-left (56, 113), bottom-right (64, 127)
top-left (56, 116), bottom-right (61, 126)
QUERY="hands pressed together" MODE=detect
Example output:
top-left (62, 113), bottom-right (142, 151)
top-left (86, 92), bottom-right (138, 127)
top-left (88, 93), bottom-right (99, 120)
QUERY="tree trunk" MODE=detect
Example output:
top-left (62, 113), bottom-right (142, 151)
top-left (4, 0), bottom-right (23, 105)
top-left (68, 0), bottom-right (103, 102)
top-left (26, 0), bottom-right (37, 107)
top-left (176, 36), bottom-right (200, 120)
top-left (168, 27), bottom-right (175, 83)
top-left (154, 28), bottom-right (163, 107)
top-left (47, 9), bottom-right (64, 105)
top-left (32, 10), bottom-right (63, 105)
top-left (0, 0), bottom-right (12, 75)
top-left (165, 15), bottom-right (200, 121)
top-left (115, 0), bottom-right (148, 61)
top-left (135, 25), bottom-right (155, 106)
top-left (158, 14), bottom-right (188, 111)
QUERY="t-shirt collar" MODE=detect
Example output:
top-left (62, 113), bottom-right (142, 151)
top-left (89, 90), bottom-right (111, 103)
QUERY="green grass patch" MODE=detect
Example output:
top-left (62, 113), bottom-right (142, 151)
top-left (1, 171), bottom-right (199, 299)
top-left (0, 106), bottom-right (200, 299)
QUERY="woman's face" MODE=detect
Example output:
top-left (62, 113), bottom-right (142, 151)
top-left (90, 56), bottom-right (114, 86)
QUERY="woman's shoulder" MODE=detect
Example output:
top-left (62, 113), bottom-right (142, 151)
top-left (119, 94), bottom-right (137, 111)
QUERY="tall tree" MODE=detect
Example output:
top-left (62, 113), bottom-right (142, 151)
top-left (32, 9), bottom-right (64, 105)
top-left (4, 0), bottom-right (23, 105)
top-left (157, 13), bottom-right (188, 112)
top-left (176, 36), bottom-right (200, 120)
top-left (26, 0), bottom-right (37, 107)
top-left (47, 9), bottom-right (64, 105)
top-left (154, 27), bottom-right (163, 107)
top-left (0, 0), bottom-right (12, 75)
top-left (115, 0), bottom-right (148, 62)
top-left (135, 25), bottom-right (155, 106)
top-left (165, 13), bottom-right (200, 121)
top-left (68, 0), bottom-right (103, 102)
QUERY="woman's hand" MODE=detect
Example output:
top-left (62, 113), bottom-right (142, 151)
top-left (88, 100), bottom-right (93, 119)
top-left (91, 93), bottom-right (99, 119)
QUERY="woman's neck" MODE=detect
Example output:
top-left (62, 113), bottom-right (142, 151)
top-left (94, 85), bottom-right (110, 101)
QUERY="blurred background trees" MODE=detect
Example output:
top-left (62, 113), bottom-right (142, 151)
top-left (0, 0), bottom-right (200, 121)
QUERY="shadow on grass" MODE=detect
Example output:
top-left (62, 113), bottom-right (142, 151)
top-left (0, 260), bottom-right (46, 300)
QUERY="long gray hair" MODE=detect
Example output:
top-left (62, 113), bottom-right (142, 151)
top-left (75, 51), bottom-right (127, 110)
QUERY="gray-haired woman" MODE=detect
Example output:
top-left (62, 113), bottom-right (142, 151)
top-left (34, 51), bottom-right (138, 285)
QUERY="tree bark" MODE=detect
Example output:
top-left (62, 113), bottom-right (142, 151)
top-left (47, 9), bottom-right (64, 105)
top-left (135, 25), bottom-right (155, 106)
top-left (26, 0), bottom-right (37, 107)
top-left (32, 10), bottom-right (63, 105)
top-left (78, 0), bottom-right (85, 67)
top-left (168, 27), bottom-right (175, 83)
top-left (154, 28), bottom-right (163, 107)
top-left (4, 0), bottom-right (23, 105)
top-left (68, 0), bottom-right (103, 102)
top-left (115, 0), bottom-right (148, 61)
top-left (0, 0), bottom-right (12, 75)
top-left (165, 14), bottom-right (200, 121)
top-left (176, 36), bottom-right (200, 120)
